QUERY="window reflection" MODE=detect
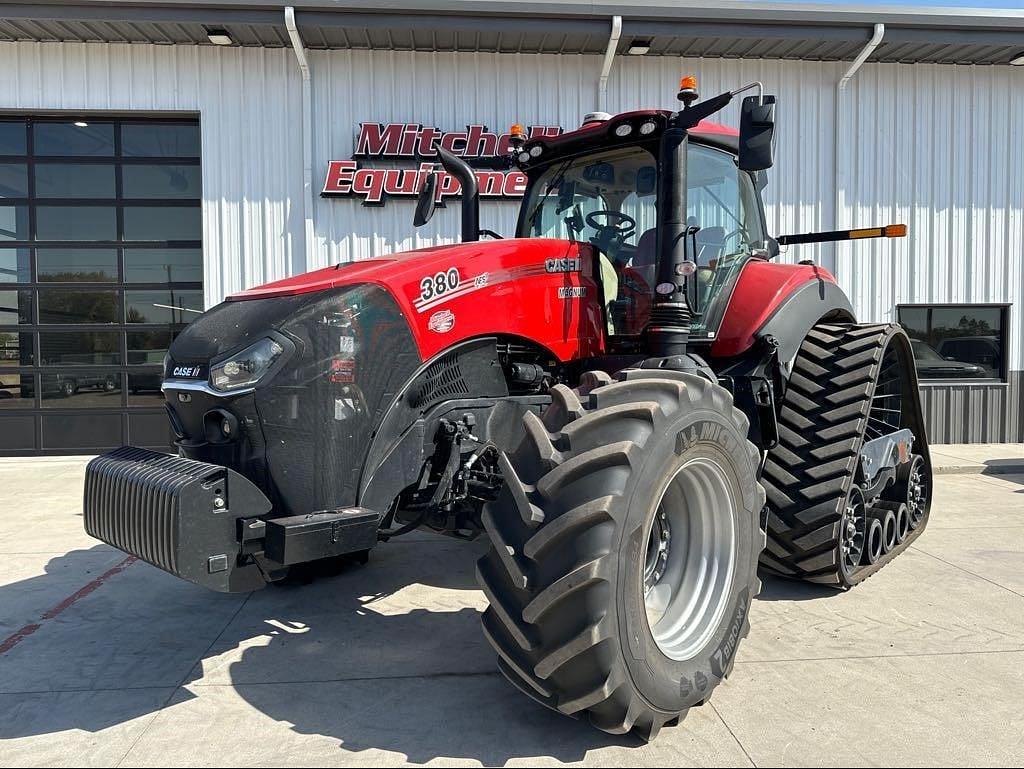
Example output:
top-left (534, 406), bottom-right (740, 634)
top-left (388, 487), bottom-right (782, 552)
top-left (122, 165), bottom-right (201, 199)
top-left (36, 206), bottom-right (117, 241)
top-left (123, 206), bottom-right (201, 241)
top-left (0, 121), bottom-right (27, 155)
top-left (124, 248), bottom-right (201, 283)
top-left (34, 123), bottom-right (115, 156)
top-left (39, 331), bottom-right (121, 365)
top-left (0, 331), bottom-right (33, 365)
top-left (40, 371), bottom-right (121, 406)
top-left (36, 248), bottom-right (119, 282)
top-left (126, 290), bottom-right (202, 324)
top-left (128, 370), bottom-right (164, 406)
top-left (0, 373), bottom-right (34, 408)
top-left (39, 289), bottom-right (119, 324)
top-left (0, 249), bottom-right (30, 283)
top-left (0, 205), bottom-right (29, 241)
top-left (127, 330), bottom-right (174, 365)
top-left (121, 124), bottom-right (200, 157)
top-left (35, 164), bottom-right (116, 198)
top-left (0, 164), bottom-right (28, 198)
top-left (0, 289), bottom-right (31, 324)
top-left (898, 305), bottom-right (1007, 381)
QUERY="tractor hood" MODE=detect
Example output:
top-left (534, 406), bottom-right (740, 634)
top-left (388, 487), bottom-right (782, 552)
top-left (227, 238), bottom-right (572, 300)
top-left (222, 237), bottom-right (605, 363)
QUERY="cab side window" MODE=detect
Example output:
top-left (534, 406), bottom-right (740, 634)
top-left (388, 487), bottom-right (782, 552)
top-left (686, 144), bottom-right (765, 265)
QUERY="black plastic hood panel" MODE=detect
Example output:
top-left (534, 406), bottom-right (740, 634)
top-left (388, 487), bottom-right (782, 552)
top-left (166, 284), bottom-right (421, 517)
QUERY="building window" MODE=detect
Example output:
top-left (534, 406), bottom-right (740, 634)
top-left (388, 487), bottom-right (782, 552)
top-left (897, 304), bottom-right (1009, 382)
top-left (0, 116), bottom-right (201, 454)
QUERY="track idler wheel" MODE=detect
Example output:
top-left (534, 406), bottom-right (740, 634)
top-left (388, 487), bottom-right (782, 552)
top-left (896, 454), bottom-right (930, 530)
top-left (864, 518), bottom-right (884, 565)
top-left (870, 506), bottom-right (898, 553)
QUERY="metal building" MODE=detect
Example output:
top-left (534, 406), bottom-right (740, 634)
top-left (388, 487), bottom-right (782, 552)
top-left (0, 0), bottom-right (1022, 453)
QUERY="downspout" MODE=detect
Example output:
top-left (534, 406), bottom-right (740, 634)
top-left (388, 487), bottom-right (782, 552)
top-left (831, 23), bottom-right (884, 270)
top-left (597, 15), bottom-right (622, 112)
top-left (285, 6), bottom-right (313, 274)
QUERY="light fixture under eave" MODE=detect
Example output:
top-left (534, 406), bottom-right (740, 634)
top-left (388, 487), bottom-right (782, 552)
top-left (73, 121), bottom-right (88, 127)
top-left (1010, 52), bottom-right (1024, 66)
top-left (206, 28), bottom-right (233, 46)
top-left (627, 39), bottom-right (651, 55)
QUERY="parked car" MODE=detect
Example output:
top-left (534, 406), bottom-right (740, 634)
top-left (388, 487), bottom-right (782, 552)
top-left (935, 336), bottom-right (1001, 378)
top-left (910, 340), bottom-right (987, 379)
top-left (21, 374), bottom-right (120, 400)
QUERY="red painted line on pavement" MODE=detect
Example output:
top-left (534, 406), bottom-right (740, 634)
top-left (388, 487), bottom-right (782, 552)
top-left (0, 555), bottom-right (138, 655)
top-left (0, 623), bottom-right (42, 655)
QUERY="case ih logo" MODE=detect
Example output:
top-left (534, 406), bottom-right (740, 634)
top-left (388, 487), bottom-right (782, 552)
top-left (322, 122), bottom-right (562, 205)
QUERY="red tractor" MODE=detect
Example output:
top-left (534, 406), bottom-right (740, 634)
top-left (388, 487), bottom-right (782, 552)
top-left (84, 77), bottom-right (931, 741)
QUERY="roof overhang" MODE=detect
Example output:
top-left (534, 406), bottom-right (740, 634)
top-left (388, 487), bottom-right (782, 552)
top-left (2, 1), bottom-right (1023, 66)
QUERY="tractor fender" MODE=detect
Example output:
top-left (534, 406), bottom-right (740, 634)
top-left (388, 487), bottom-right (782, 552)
top-left (756, 280), bottom-right (855, 373)
top-left (357, 337), bottom-right (550, 514)
top-left (712, 261), bottom-right (853, 364)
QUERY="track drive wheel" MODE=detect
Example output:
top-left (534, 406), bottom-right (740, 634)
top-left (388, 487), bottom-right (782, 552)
top-left (760, 323), bottom-right (932, 588)
top-left (476, 369), bottom-right (765, 741)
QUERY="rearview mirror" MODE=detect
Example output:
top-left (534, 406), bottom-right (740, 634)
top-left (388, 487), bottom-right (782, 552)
top-left (738, 94), bottom-right (777, 172)
top-left (414, 171), bottom-right (439, 227)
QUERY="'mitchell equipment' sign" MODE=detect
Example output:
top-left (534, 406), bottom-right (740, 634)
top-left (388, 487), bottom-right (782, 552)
top-left (322, 122), bottom-right (562, 205)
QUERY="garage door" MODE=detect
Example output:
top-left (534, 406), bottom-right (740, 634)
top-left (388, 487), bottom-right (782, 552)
top-left (0, 116), bottom-right (202, 455)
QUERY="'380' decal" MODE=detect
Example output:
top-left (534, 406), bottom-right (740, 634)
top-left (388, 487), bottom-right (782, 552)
top-left (419, 268), bottom-right (461, 303)
top-left (412, 262), bottom-right (552, 314)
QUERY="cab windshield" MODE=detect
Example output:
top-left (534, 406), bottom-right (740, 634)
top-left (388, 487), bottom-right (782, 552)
top-left (517, 141), bottom-right (765, 338)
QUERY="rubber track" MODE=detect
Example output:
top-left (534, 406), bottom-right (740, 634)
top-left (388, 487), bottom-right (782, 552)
top-left (477, 370), bottom-right (764, 741)
top-left (760, 322), bottom-right (928, 587)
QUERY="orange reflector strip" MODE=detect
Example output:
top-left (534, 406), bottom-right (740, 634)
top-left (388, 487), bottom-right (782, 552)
top-left (884, 223), bottom-right (908, 237)
top-left (849, 227), bottom-right (883, 239)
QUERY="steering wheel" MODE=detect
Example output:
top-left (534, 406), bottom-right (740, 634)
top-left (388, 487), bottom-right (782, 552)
top-left (586, 210), bottom-right (636, 241)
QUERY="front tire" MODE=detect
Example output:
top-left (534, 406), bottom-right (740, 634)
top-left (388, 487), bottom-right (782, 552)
top-left (476, 370), bottom-right (765, 740)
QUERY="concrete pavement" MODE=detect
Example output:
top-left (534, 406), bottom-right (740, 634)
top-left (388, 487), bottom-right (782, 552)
top-left (0, 455), bottom-right (1022, 766)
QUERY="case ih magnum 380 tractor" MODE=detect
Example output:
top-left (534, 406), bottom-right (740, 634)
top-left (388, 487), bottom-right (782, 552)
top-left (84, 77), bottom-right (932, 740)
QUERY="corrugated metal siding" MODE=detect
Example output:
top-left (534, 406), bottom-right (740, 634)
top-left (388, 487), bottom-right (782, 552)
top-left (2, 41), bottom-right (1020, 441)
top-left (0, 41), bottom-right (304, 308)
top-left (309, 52), bottom-right (843, 269)
top-left (920, 374), bottom-right (1023, 444)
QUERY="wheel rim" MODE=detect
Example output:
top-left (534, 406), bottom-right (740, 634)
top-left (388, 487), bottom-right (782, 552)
top-left (906, 456), bottom-right (929, 529)
top-left (642, 457), bottom-right (738, 662)
top-left (840, 486), bottom-right (867, 578)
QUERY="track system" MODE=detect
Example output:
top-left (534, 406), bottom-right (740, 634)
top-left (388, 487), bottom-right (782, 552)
top-left (759, 323), bottom-right (933, 588)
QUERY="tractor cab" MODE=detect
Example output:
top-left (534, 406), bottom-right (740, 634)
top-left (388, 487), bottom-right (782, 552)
top-left (415, 76), bottom-right (780, 359)
top-left (513, 114), bottom-right (771, 343)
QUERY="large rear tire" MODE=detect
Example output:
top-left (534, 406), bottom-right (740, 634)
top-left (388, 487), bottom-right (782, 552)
top-left (759, 323), bottom-right (932, 587)
top-left (476, 370), bottom-right (765, 740)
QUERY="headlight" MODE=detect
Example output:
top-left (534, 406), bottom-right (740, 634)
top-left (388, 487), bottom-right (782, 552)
top-left (210, 337), bottom-right (284, 392)
top-left (614, 123), bottom-right (633, 137)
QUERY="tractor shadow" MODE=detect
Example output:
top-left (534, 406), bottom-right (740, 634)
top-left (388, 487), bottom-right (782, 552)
top-left (0, 537), bottom-right (634, 763)
top-left (212, 537), bottom-right (638, 763)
